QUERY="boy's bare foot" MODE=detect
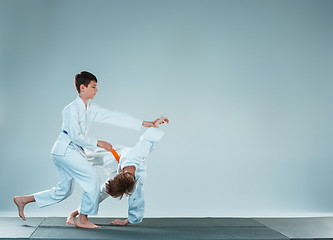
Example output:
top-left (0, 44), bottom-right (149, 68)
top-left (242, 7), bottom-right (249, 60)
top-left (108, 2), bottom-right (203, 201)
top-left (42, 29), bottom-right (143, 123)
top-left (109, 219), bottom-right (130, 226)
top-left (75, 214), bottom-right (101, 229)
top-left (66, 210), bottom-right (79, 225)
top-left (13, 195), bottom-right (35, 221)
top-left (13, 196), bottom-right (26, 220)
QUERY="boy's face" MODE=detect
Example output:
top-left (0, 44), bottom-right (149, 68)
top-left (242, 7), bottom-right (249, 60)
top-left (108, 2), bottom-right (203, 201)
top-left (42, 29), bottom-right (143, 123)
top-left (81, 80), bottom-right (98, 99)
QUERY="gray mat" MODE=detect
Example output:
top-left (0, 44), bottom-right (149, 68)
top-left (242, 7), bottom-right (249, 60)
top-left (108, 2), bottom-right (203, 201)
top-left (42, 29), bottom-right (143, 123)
top-left (0, 217), bottom-right (45, 239)
top-left (255, 217), bottom-right (333, 239)
top-left (10, 216), bottom-right (333, 239)
top-left (30, 217), bottom-right (288, 240)
top-left (40, 217), bottom-right (264, 227)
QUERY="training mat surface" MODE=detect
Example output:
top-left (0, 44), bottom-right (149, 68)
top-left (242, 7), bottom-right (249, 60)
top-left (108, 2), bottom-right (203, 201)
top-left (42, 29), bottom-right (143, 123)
top-left (2, 217), bottom-right (288, 240)
top-left (0, 217), bottom-right (45, 239)
top-left (4, 217), bottom-right (333, 239)
top-left (255, 217), bottom-right (333, 239)
top-left (32, 217), bottom-right (287, 240)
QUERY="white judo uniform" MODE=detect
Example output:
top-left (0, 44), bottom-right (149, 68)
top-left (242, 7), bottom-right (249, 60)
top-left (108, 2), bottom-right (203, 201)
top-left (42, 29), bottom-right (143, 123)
top-left (33, 96), bottom-right (143, 215)
top-left (85, 127), bottom-right (164, 224)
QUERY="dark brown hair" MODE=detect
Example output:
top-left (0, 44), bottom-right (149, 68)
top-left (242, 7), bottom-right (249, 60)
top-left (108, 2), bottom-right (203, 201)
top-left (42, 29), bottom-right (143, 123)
top-left (74, 71), bottom-right (97, 93)
top-left (105, 172), bottom-right (136, 200)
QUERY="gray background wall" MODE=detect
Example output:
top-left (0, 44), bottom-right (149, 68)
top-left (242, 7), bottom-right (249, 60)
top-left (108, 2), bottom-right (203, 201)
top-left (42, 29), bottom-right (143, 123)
top-left (0, 0), bottom-right (332, 218)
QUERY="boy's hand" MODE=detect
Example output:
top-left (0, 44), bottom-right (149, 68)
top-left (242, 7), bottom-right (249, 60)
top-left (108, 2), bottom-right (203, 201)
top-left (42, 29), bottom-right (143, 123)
top-left (97, 140), bottom-right (113, 151)
top-left (142, 117), bottom-right (169, 128)
top-left (153, 117), bottom-right (169, 127)
top-left (109, 219), bottom-right (130, 226)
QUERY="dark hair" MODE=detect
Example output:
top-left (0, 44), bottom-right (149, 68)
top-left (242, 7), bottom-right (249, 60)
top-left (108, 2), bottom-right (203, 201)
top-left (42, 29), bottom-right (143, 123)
top-left (74, 71), bottom-right (97, 93)
top-left (105, 172), bottom-right (136, 200)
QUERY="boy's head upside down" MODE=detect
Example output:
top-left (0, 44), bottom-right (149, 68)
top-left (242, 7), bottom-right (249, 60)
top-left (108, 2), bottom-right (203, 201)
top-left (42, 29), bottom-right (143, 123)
top-left (105, 172), bottom-right (136, 200)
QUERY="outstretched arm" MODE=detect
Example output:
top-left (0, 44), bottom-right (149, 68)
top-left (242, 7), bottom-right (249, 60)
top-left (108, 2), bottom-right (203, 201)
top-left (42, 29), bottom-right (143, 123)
top-left (92, 104), bottom-right (143, 131)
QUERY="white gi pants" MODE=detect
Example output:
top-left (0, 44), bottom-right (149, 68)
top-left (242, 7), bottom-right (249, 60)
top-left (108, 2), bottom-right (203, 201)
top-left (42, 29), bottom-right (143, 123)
top-left (33, 144), bottom-right (100, 215)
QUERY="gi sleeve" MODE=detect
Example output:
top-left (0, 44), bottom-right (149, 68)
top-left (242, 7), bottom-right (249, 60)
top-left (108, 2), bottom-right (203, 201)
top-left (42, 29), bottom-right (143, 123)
top-left (127, 177), bottom-right (145, 224)
top-left (91, 104), bottom-right (143, 131)
top-left (63, 107), bottom-right (98, 151)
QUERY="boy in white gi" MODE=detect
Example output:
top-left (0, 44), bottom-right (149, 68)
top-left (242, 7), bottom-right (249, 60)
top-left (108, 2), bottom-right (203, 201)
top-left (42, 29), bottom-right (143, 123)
top-left (66, 117), bottom-right (168, 226)
top-left (14, 71), bottom-right (162, 228)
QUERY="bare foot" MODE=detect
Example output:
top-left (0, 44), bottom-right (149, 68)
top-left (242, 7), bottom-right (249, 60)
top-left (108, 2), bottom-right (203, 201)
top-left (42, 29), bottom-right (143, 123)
top-left (75, 214), bottom-right (101, 229)
top-left (13, 195), bottom-right (35, 221)
top-left (66, 210), bottom-right (79, 225)
top-left (109, 219), bottom-right (130, 226)
top-left (13, 196), bottom-right (27, 220)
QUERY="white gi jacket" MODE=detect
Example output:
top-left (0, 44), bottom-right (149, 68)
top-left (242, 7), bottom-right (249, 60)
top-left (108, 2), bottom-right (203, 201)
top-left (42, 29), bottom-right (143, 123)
top-left (51, 96), bottom-right (143, 155)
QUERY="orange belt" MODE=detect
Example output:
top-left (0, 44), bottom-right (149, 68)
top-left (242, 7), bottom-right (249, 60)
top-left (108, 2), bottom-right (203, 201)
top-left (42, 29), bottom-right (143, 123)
top-left (110, 148), bottom-right (121, 163)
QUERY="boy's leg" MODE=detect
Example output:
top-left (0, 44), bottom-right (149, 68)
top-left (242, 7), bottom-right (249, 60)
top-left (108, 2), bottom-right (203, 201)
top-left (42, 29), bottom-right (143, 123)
top-left (124, 127), bottom-right (164, 160)
top-left (55, 148), bottom-right (101, 228)
top-left (33, 159), bottom-right (75, 207)
top-left (70, 180), bottom-right (109, 228)
top-left (50, 148), bottom-right (100, 214)
top-left (14, 155), bottom-right (75, 221)
top-left (14, 146), bottom-right (100, 229)
top-left (67, 145), bottom-right (119, 226)
top-left (66, 180), bottom-right (110, 225)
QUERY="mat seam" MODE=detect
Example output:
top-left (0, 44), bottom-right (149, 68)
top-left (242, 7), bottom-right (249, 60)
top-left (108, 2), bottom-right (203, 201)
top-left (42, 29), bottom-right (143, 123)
top-left (252, 219), bottom-right (291, 239)
top-left (29, 217), bottom-right (46, 239)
